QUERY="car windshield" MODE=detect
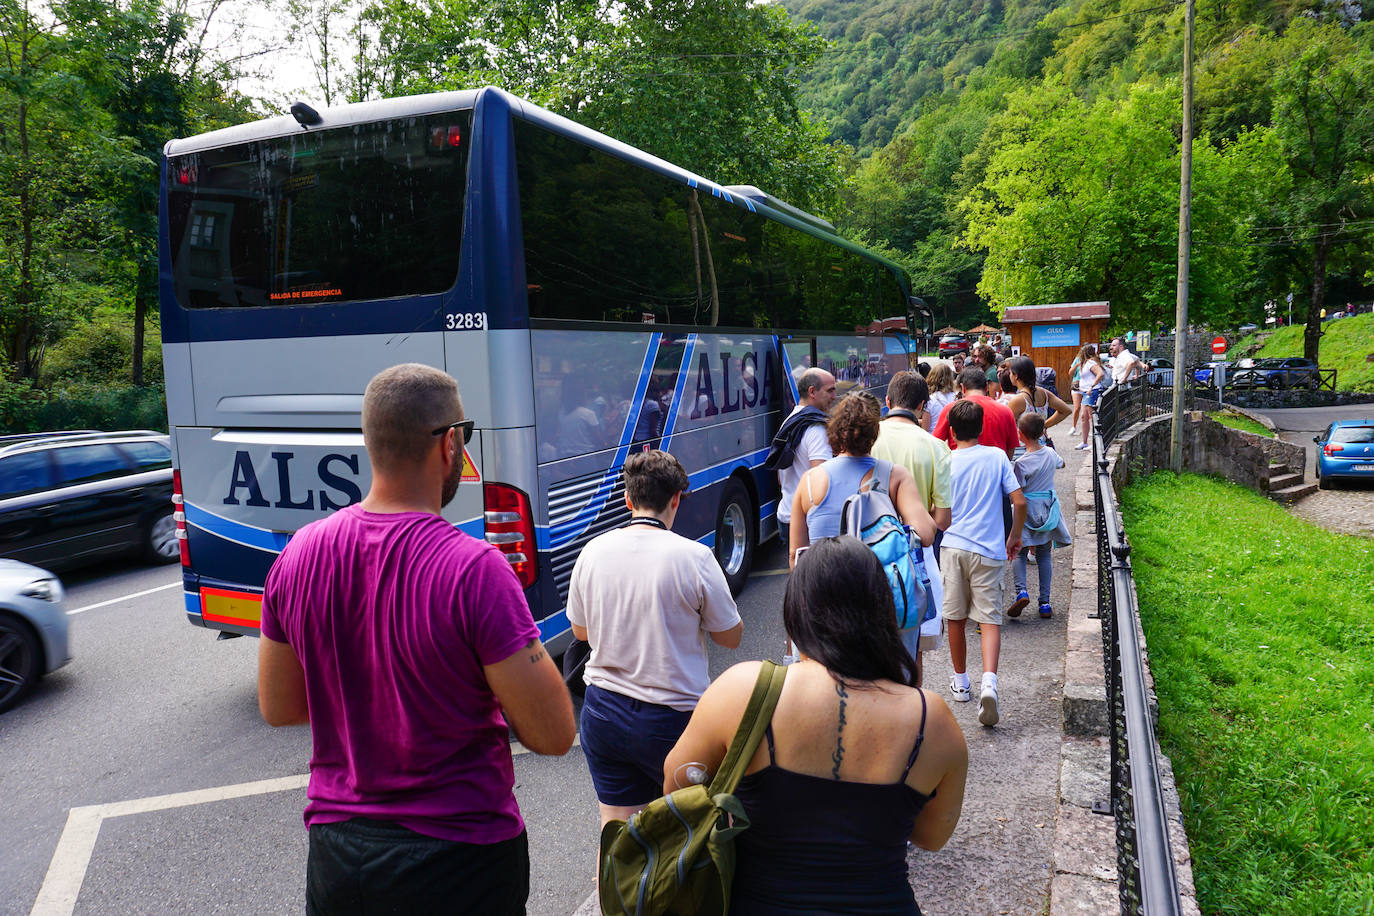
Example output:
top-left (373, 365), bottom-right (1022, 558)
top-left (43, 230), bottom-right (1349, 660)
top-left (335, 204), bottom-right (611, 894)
top-left (1330, 426), bottom-right (1374, 444)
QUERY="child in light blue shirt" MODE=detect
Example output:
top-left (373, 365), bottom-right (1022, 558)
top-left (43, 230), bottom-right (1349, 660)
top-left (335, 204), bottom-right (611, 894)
top-left (1008, 412), bottom-right (1072, 620)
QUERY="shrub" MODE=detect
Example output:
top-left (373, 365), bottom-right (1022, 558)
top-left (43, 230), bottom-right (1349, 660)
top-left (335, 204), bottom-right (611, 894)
top-left (42, 307), bottom-right (164, 387)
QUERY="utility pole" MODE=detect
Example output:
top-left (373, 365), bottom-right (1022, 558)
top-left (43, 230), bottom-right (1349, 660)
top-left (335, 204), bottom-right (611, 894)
top-left (1169, 0), bottom-right (1195, 474)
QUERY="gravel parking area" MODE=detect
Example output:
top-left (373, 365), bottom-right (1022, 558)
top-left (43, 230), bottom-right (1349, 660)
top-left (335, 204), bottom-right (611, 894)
top-left (1286, 484), bottom-right (1374, 538)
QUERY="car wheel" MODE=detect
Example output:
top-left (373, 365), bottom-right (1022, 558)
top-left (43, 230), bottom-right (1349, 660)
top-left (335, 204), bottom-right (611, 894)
top-left (1307, 375), bottom-right (1320, 391)
top-left (714, 478), bottom-right (755, 596)
top-left (1317, 470), bottom-right (1330, 490)
top-left (0, 614), bottom-right (41, 713)
top-left (144, 511), bottom-right (179, 564)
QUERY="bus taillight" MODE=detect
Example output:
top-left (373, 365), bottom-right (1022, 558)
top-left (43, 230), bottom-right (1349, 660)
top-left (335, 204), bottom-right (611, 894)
top-left (172, 469), bottom-right (190, 567)
top-left (483, 482), bottom-right (538, 588)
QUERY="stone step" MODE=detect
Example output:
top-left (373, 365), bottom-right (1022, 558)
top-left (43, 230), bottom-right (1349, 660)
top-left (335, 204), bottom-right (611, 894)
top-left (1268, 461), bottom-right (1289, 474)
top-left (1269, 482), bottom-right (1318, 504)
top-left (1268, 472), bottom-right (1304, 491)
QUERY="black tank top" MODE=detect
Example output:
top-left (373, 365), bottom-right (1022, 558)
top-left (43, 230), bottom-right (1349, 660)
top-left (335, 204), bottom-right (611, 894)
top-left (729, 689), bottom-right (934, 916)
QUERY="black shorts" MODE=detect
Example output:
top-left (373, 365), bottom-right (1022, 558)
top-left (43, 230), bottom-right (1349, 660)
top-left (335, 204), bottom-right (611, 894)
top-left (306, 818), bottom-right (528, 915)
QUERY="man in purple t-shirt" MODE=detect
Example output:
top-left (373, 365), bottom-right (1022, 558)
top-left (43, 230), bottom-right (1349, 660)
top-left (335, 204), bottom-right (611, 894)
top-left (258, 363), bottom-right (575, 914)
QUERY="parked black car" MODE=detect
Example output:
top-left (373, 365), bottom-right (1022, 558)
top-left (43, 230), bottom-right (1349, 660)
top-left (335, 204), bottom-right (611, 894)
top-left (1229, 357), bottom-right (1320, 390)
top-left (0, 430), bottom-right (176, 571)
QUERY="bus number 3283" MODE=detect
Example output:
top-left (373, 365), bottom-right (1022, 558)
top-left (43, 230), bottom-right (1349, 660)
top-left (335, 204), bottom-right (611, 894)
top-left (446, 311), bottom-right (488, 330)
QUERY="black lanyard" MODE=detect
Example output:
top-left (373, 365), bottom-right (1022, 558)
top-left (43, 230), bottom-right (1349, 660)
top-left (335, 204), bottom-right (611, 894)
top-left (627, 517), bottom-right (667, 530)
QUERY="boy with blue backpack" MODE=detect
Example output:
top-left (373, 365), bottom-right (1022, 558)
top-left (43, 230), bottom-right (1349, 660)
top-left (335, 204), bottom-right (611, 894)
top-left (940, 398), bottom-right (1027, 727)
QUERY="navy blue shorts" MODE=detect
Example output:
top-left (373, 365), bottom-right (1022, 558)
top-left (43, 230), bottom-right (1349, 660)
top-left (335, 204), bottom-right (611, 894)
top-left (580, 683), bottom-right (693, 806)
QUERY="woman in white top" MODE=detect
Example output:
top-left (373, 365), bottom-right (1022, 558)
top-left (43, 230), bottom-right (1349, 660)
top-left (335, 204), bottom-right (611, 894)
top-left (924, 363), bottom-right (958, 433)
top-left (1075, 345), bottom-right (1107, 450)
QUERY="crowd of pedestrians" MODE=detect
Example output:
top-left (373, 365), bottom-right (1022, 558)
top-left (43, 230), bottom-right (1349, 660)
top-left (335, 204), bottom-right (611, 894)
top-left (256, 340), bottom-right (1092, 914)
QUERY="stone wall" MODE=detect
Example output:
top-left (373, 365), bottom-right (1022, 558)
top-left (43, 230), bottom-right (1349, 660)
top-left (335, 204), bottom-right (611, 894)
top-left (1109, 412), bottom-right (1306, 493)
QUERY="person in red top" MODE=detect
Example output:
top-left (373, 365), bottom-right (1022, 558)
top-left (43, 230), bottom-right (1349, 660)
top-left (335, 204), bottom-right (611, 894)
top-left (932, 367), bottom-right (1019, 459)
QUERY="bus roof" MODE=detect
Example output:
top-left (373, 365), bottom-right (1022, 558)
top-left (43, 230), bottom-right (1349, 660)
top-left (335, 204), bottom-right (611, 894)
top-left (163, 87), bottom-right (912, 290)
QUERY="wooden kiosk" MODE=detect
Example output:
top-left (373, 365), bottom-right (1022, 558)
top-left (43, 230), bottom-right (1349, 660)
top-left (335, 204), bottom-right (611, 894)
top-left (1002, 302), bottom-right (1110, 393)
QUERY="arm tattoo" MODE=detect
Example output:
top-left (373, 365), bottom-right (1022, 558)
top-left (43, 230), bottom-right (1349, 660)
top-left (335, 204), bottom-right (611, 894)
top-left (831, 681), bottom-right (848, 780)
top-left (525, 637), bottom-right (546, 665)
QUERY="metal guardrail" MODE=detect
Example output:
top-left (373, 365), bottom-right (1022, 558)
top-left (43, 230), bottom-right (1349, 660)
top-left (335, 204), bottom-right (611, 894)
top-left (1183, 365), bottom-right (1337, 394)
top-left (1093, 381), bottom-right (1185, 916)
top-left (1096, 378), bottom-right (1181, 446)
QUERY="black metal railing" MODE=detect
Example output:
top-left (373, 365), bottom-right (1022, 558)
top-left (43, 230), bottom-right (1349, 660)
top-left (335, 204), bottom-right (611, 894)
top-left (1095, 378), bottom-right (1180, 447)
top-left (1093, 382), bottom-right (1185, 915)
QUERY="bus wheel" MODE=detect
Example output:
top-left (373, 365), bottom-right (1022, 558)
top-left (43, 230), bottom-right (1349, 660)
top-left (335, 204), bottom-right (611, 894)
top-left (144, 512), bottom-right (179, 564)
top-left (715, 479), bottom-right (755, 596)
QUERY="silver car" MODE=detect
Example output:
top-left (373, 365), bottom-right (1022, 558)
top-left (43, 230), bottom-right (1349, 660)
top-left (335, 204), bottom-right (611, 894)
top-left (0, 559), bottom-right (70, 713)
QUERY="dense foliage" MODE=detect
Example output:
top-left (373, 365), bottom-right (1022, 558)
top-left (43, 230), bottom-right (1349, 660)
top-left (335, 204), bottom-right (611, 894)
top-left (787, 0), bottom-right (1374, 342)
top-left (1, 0), bottom-right (1370, 410)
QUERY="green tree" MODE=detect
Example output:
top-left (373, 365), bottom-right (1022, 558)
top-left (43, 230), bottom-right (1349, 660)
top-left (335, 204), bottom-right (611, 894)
top-left (0, 0), bottom-right (136, 379)
top-left (59, 0), bottom-right (255, 385)
top-left (958, 81), bottom-right (1266, 330)
top-left (335, 0), bottom-right (841, 214)
top-left (1268, 19), bottom-right (1374, 361)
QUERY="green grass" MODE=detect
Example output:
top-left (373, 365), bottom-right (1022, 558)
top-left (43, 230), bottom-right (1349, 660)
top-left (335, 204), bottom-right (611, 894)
top-left (1121, 472), bottom-right (1374, 915)
top-left (1233, 312), bottom-right (1374, 393)
top-left (1207, 411), bottom-right (1273, 438)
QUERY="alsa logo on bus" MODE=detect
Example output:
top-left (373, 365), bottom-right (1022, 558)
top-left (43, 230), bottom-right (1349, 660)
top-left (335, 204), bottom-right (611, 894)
top-left (222, 451), bottom-right (363, 511)
top-left (689, 349), bottom-right (779, 419)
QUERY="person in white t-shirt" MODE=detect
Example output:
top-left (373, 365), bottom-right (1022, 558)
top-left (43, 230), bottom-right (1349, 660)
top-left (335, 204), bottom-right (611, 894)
top-left (940, 399), bottom-right (1026, 728)
top-left (775, 368), bottom-right (837, 544)
top-left (1107, 337), bottom-right (1145, 386)
top-left (567, 450), bottom-right (743, 830)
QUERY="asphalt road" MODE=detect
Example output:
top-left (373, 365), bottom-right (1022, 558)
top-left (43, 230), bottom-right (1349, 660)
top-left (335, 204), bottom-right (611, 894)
top-left (1249, 404), bottom-right (1374, 478)
top-left (0, 546), bottom-right (794, 916)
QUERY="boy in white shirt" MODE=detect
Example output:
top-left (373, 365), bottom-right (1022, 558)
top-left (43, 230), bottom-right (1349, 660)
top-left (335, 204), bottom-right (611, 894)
top-left (940, 399), bottom-right (1027, 727)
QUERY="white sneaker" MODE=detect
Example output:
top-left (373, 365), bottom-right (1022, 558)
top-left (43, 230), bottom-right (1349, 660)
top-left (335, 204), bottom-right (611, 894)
top-left (1073, 442), bottom-right (1090, 451)
top-left (979, 682), bottom-right (1000, 726)
top-left (949, 676), bottom-right (971, 702)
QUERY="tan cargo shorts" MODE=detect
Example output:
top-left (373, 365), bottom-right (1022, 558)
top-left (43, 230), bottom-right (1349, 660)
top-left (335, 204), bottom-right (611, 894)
top-left (940, 546), bottom-right (1005, 627)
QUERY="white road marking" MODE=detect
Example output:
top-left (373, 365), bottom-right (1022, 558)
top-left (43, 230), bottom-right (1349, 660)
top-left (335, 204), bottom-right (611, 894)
top-left (32, 773), bottom-right (309, 916)
top-left (65, 582), bottom-right (180, 616)
top-left (30, 739), bottom-right (580, 915)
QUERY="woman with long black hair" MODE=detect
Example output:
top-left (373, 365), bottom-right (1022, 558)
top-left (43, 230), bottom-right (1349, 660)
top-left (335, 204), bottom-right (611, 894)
top-left (664, 537), bottom-right (968, 915)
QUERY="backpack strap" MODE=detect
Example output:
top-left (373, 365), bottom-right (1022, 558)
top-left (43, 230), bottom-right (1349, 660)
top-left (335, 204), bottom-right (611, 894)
top-left (862, 457), bottom-right (895, 495)
top-left (709, 661), bottom-right (787, 796)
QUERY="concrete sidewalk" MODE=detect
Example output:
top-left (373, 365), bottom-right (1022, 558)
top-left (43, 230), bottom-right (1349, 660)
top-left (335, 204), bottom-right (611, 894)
top-left (907, 441), bottom-right (1093, 915)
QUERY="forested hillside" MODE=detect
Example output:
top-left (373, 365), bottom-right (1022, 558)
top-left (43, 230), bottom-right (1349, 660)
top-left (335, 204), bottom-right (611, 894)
top-left (782, 0), bottom-right (1373, 342)
top-left (1, 0), bottom-right (1369, 429)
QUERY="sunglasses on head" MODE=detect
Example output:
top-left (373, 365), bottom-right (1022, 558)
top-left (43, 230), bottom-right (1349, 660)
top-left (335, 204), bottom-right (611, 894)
top-left (431, 419), bottom-right (475, 445)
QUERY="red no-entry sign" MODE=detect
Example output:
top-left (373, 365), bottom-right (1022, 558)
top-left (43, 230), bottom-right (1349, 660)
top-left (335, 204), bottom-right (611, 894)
top-left (1211, 336), bottom-right (1227, 355)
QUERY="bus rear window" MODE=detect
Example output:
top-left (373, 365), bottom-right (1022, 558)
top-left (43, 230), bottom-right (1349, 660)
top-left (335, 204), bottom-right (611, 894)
top-left (167, 111), bottom-right (470, 308)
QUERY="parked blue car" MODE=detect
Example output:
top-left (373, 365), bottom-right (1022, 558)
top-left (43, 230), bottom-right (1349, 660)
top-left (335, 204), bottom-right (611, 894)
top-left (1314, 420), bottom-right (1374, 490)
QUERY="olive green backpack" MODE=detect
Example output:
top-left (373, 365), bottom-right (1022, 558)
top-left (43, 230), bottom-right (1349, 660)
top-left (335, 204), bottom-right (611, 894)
top-left (598, 661), bottom-right (787, 916)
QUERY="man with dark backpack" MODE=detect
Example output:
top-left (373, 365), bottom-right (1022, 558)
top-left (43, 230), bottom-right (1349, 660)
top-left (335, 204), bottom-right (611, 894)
top-left (764, 368), bottom-right (836, 546)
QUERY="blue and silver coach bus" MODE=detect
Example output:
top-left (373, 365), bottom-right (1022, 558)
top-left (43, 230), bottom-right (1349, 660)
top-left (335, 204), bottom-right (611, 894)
top-left (159, 87), bottom-right (928, 651)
